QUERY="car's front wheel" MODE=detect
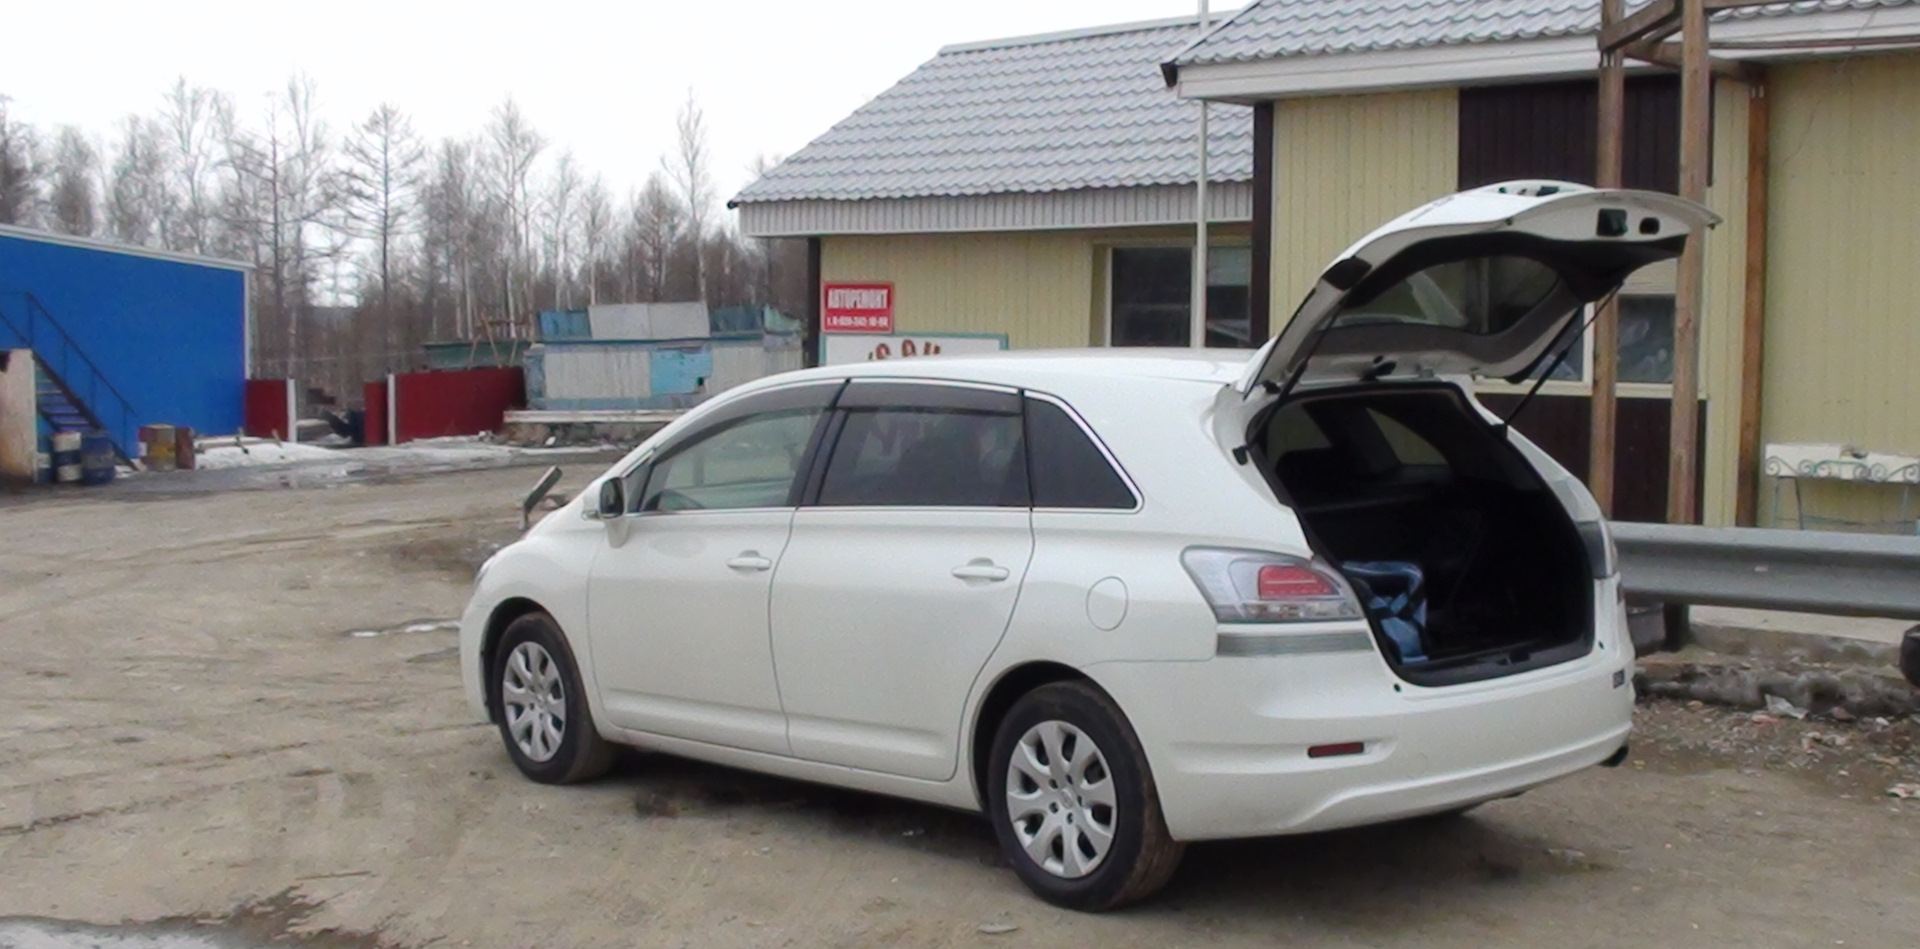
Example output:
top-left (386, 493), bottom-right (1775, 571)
top-left (986, 681), bottom-right (1184, 910)
top-left (492, 612), bottom-right (616, 784)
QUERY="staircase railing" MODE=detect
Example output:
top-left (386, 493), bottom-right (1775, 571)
top-left (0, 291), bottom-right (142, 457)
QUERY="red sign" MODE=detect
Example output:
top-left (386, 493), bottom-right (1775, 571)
top-left (822, 282), bottom-right (894, 334)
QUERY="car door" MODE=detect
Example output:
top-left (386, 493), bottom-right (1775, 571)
top-left (586, 382), bottom-right (838, 755)
top-left (770, 380), bottom-right (1034, 781)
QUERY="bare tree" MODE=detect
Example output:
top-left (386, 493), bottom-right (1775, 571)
top-left (46, 126), bottom-right (98, 236)
top-left (341, 103), bottom-right (424, 352)
top-left (422, 138), bottom-right (486, 339)
top-left (484, 98), bottom-right (545, 332)
top-left (664, 91), bottom-right (713, 299)
top-left (576, 175), bottom-right (613, 305)
top-left (0, 96), bottom-right (41, 227)
top-left (106, 115), bottom-right (172, 245)
top-left (160, 78), bottom-right (225, 254)
top-left (626, 171), bottom-right (683, 303)
top-left (541, 150), bottom-right (581, 310)
top-left (225, 76), bottom-right (342, 379)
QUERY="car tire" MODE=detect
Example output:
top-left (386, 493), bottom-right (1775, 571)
top-left (491, 612), bottom-right (617, 784)
top-left (986, 680), bottom-right (1184, 911)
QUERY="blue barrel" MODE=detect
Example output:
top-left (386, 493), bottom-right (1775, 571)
top-left (50, 431), bottom-right (82, 484)
top-left (80, 431), bottom-right (116, 485)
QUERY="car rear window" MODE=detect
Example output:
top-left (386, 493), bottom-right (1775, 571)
top-left (1025, 399), bottom-right (1135, 510)
top-left (817, 407), bottom-right (1028, 507)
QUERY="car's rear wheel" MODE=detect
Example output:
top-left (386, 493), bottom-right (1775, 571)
top-left (493, 612), bottom-right (616, 784)
top-left (986, 681), bottom-right (1184, 911)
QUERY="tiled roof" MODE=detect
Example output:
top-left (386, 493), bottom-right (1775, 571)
top-left (732, 17), bottom-right (1251, 205)
top-left (1171, 0), bottom-right (1920, 67)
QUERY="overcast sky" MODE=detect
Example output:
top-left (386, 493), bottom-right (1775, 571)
top-left (3, 0), bottom-right (1221, 210)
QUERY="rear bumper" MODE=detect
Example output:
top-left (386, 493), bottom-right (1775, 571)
top-left (1088, 601), bottom-right (1635, 840)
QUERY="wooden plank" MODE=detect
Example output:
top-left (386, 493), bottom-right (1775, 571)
top-left (1734, 73), bottom-right (1771, 526)
top-left (1250, 102), bottom-right (1275, 345)
top-left (1591, 0), bottom-right (1627, 516)
top-left (1625, 40), bottom-right (1763, 81)
top-left (1601, 0), bottom-right (1678, 52)
top-left (1668, 0), bottom-right (1711, 525)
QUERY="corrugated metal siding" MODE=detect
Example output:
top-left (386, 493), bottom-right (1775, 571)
top-left (1457, 76), bottom-right (1680, 193)
top-left (1271, 89), bottom-right (1460, 314)
top-left (822, 231), bottom-right (1104, 349)
top-left (0, 234), bottom-right (247, 445)
top-left (545, 346), bottom-right (652, 402)
top-left (740, 183), bottom-right (1253, 238)
top-left (708, 339), bottom-right (804, 394)
top-left (1760, 52), bottom-right (1920, 528)
top-left (821, 225), bottom-right (1247, 350)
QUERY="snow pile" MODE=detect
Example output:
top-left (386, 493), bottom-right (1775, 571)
top-left (193, 440), bottom-right (341, 470)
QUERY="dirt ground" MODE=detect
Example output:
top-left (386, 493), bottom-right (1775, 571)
top-left (2, 467), bottom-right (1916, 948)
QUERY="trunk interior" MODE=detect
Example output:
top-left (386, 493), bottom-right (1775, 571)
top-left (1251, 383), bottom-right (1595, 685)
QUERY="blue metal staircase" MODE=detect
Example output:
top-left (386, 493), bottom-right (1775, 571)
top-left (0, 291), bottom-right (141, 467)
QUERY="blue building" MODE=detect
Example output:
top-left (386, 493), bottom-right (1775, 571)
top-left (0, 225), bottom-right (250, 459)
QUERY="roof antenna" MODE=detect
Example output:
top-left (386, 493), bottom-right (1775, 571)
top-left (1495, 292), bottom-right (1614, 438)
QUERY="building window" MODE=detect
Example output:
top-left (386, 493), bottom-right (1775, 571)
top-left (1109, 246), bottom-right (1252, 348)
top-left (1513, 294), bottom-right (1676, 386)
top-left (1618, 295), bottom-right (1677, 384)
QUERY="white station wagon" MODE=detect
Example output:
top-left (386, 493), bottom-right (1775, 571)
top-left (460, 181), bottom-right (1717, 910)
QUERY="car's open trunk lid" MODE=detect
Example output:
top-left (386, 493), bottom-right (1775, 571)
top-left (1239, 181), bottom-right (1720, 396)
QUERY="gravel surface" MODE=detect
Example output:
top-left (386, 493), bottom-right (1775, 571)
top-left (2, 468), bottom-right (1916, 948)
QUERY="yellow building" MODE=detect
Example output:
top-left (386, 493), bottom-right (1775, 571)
top-left (735, 2), bottom-right (1920, 530)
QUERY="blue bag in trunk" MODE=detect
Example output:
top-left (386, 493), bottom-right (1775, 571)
top-left (1343, 561), bottom-right (1429, 664)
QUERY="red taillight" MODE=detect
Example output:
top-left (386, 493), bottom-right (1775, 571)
top-left (1257, 564), bottom-right (1335, 600)
top-left (1307, 741), bottom-right (1366, 759)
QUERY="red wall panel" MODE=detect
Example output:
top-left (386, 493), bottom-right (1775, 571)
top-left (391, 367), bottom-right (523, 443)
top-left (243, 379), bottom-right (290, 439)
top-left (362, 380), bottom-right (388, 446)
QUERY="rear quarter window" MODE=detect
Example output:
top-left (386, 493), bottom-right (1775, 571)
top-left (1025, 398), bottom-right (1135, 510)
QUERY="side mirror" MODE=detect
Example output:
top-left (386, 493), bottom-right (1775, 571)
top-left (596, 478), bottom-right (625, 518)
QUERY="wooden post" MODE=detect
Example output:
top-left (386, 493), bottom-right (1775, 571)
top-left (1668, 0), bottom-right (1711, 524)
top-left (804, 237), bottom-right (822, 368)
top-left (1733, 72), bottom-right (1771, 526)
top-left (1591, 0), bottom-right (1627, 517)
top-left (1249, 102), bottom-right (1275, 346)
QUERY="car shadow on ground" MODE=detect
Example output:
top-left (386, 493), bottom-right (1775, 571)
top-left (609, 751), bottom-right (1589, 917)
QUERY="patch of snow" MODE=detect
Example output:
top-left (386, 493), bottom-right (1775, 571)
top-left (194, 442), bottom-right (341, 470)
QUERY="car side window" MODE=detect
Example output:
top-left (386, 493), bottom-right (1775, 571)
top-left (1025, 398), bottom-right (1136, 510)
top-left (817, 406), bottom-right (1027, 507)
top-left (636, 409), bottom-right (822, 512)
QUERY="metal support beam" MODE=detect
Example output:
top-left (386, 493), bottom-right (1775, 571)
top-left (1667, 0), bottom-right (1711, 525)
top-left (1191, 0), bottom-right (1212, 351)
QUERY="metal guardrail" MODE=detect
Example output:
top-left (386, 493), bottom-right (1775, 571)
top-left (1613, 521), bottom-right (1920, 621)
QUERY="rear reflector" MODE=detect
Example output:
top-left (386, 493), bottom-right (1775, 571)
top-left (1257, 564), bottom-right (1335, 600)
top-left (1307, 741), bottom-right (1366, 759)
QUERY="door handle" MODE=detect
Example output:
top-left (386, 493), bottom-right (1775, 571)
top-left (727, 554), bottom-right (774, 571)
top-left (951, 561), bottom-right (1011, 582)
